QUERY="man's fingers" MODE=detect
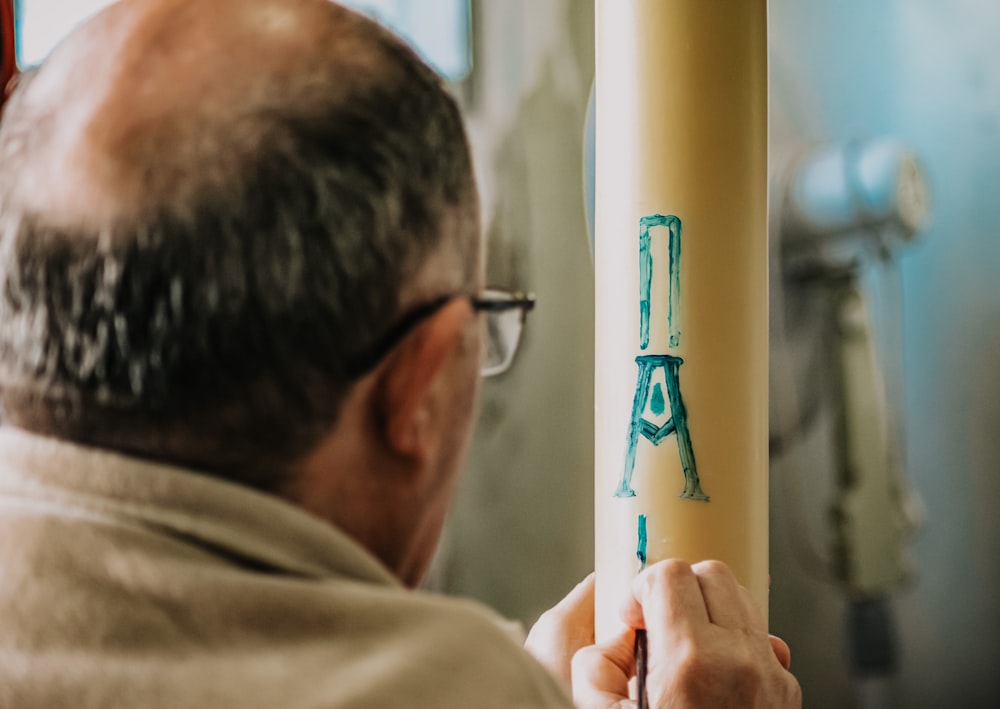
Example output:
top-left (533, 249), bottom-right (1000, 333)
top-left (690, 560), bottom-right (748, 629)
top-left (622, 560), bottom-right (709, 656)
top-left (624, 560), bottom-right (767, 631)
top-left (572, 628), bottom-right (635, 680)
top-left (615, 560), bottom-right (801, 708)
top-left (524, 574), bottom-right (597, 685)
top-left (571, 627), bottom-right (636, 709)
top-left (770, 635), bottom-right (793, 671)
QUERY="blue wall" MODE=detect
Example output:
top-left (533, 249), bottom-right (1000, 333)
top-left (770, 0), bottom-right (1000, 705)
top-left (894, 0), bottom-right (1000, 704)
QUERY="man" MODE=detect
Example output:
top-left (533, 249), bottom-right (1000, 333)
top-left (0, 0), bottom-right (801, 707)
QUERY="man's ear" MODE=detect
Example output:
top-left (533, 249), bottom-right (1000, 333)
top-left (375, 298), bottom-right (473, 462)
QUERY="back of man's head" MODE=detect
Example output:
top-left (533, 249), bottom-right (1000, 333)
top-left (0, 0), bottom-right (480, 491)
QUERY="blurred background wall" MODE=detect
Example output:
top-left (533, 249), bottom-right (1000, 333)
top-left (441, 0), bottom-right (596, 624)
top-left (446, 1), bottom-right (1000, 707)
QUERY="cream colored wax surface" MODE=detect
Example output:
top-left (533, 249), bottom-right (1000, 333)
top-left (594, 0), bottom-right (768, 641)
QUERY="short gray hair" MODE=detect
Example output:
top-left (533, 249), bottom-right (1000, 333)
top-left (0, 13), bottom-right (479, 491)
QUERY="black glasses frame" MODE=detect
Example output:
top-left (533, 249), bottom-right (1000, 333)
top-left (344, 288), bottom-right (535, 378)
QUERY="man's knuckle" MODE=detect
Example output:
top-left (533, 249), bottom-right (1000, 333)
top-left (696, 559), bottom-right (731, 578)
top-left (645, 558), bottom-right (693, 590)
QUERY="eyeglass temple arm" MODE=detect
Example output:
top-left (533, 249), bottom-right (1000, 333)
top-left (471, 291), bottom-right (536, 312)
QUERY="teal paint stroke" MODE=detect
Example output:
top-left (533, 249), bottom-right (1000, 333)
top-left (639, 215), bottom-right (682, 351)
top-left (614, 354), bottom-right (709, 502)
top-left (650, 383), bottom-right (666, 416)
top-left (636, 514), bottom-right (648, 569)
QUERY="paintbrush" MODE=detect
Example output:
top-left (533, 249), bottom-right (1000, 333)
top-left (636, 515), bottom-right (649, 709)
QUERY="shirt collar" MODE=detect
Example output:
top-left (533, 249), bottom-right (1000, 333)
top-left (0, 425), bottom-right (401, 588)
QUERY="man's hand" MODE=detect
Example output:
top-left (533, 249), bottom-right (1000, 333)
top-left (525, 574), bottom-right (596, 685)
top-left (572, 560), bottom-right (801, 709)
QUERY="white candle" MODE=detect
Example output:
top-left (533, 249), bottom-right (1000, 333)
top-left (594, 0), bottom-right (769, 640)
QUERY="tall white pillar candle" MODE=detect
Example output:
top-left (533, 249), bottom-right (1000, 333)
top-left (594, 0), bottom-right (769, 640)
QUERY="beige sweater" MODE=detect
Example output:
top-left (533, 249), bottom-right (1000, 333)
top-left (0, 427), bottom-right (573, 709)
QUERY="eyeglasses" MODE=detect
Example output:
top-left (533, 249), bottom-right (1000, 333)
top-left (345, 287), bottom-right (535, 379)
top-left (474, 288), bottom-right (536, 377)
